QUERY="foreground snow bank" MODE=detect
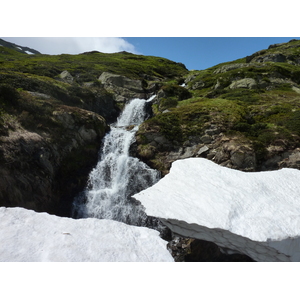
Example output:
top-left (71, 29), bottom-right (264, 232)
top-left (133, 158), bottom-right (300, 262)
top-left (0, 207), bottom-right (173, 262)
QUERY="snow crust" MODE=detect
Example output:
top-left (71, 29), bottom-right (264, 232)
top-left (0, 207), bottom-right (173, 262)
top-left (133, 158), bottom-right (300, 261)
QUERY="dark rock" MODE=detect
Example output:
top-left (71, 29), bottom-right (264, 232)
top-left (279, 148), bottom-right (300, 169)
top-left (201, 135), bottom-right (212, 144)
top-left (0, 107), bottom-right (106, 217)
top-left (167, 235), bottom-right (255, 262)
top-left (184, 239), bottom-right (255, 262)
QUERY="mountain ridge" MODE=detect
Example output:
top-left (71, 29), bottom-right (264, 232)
top-left (0, 38), bottom-right (41, 54)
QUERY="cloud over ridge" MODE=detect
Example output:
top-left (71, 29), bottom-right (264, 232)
top-left (1, 37), bottom-right (138, 55)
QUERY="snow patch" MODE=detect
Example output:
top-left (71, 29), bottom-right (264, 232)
top-left (133, 158), bottom-right (300, 261)
top-left (0, 207), bottom-right (173, 262)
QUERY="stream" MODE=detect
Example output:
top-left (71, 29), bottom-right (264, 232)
top-left (72, 96), bottom-right (163, 229)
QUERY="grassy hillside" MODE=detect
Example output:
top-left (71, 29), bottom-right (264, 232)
top-left (0, 45), bottom-right (188, 134)
top-left (0, 47), bottom-right (187, 82)
top-left (136, 39), bottom-right (300, 173)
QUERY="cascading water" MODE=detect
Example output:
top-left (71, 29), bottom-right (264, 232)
top-left (72, 96), bottom-right (160, 227)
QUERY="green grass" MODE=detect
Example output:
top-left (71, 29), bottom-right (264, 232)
top-left (141, 97), bottom-right (246, 143)
top-left (0, 47), bottom-right (188, 83)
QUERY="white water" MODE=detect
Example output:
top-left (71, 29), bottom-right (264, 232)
top-left (72, 97), bottom-right (160, 226)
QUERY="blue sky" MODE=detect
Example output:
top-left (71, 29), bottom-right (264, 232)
top-left (2, 1), bottom-right (299, 71)
top-left (2, 37), bottom-right (299, 71)
top-left (123, 37), bottom-right (300, 70)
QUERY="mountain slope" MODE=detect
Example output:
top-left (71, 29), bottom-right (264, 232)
top-left (1, 38), bottom-right (300, 216)
top-left (0, 41), bottom-right (188, 215)
top-left (135, 39), bottom-right (300, 175)
top-left (0, 38), bottom-right (41, 54)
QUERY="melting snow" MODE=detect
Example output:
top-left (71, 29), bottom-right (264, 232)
top-left (133, 158), bottom-right (300, 261)
top-left (0, 207), bottom-right (173, 262)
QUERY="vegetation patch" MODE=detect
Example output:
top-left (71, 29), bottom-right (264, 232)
top-left (160, 84), bottom-right (192, 100)
top-left (220, 88), bottom-right (262, 103)
top-left (0, 47), bottom-right (188, 84)
top-left (144, 112), bottom-right (183, 143)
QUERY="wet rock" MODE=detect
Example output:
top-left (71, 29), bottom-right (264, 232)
top-left (184, 239), bottom-right (255, 262)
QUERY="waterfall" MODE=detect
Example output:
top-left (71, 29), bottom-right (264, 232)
top-left (72, 96), bottom-right (160, 227)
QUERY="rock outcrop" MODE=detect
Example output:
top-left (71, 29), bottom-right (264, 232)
top-left (0, 101), bottom-right (106, 216)
top-left (134, 158), bottom-right (300, 262)
top-left (59, 70), bottom-right (74, 84)
top-left (99, 72), bottom-right (149, 102)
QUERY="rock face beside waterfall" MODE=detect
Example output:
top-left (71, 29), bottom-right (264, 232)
top-left (0, 104), bottom-right (106, 216)
top-left (133, 158), bottom-right (300, 262)
top-left (0, 207), bottom-right (173, 262)
top-left (99, 72), bottom-right (147, 102)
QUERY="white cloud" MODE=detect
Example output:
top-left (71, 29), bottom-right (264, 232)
top-left (1, 37), bottom-right (139, 55)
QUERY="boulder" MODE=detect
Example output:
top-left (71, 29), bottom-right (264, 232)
top-left (98, 72), bottom-right (146, 102)
top-left (59, 70), bottom-right (74, 84)
top-left (229, 78), bottom-right (257, 89)
top-left (134, 158), bottom-right (300, 262)
top-left (252, 53), bottom-right (287, 63)
top-left (99, 72), bottom-right (144, 92)
top-left (279, 148), bottom-right (300, 169)
top-left (213, 63), bottom-right (251, 74)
